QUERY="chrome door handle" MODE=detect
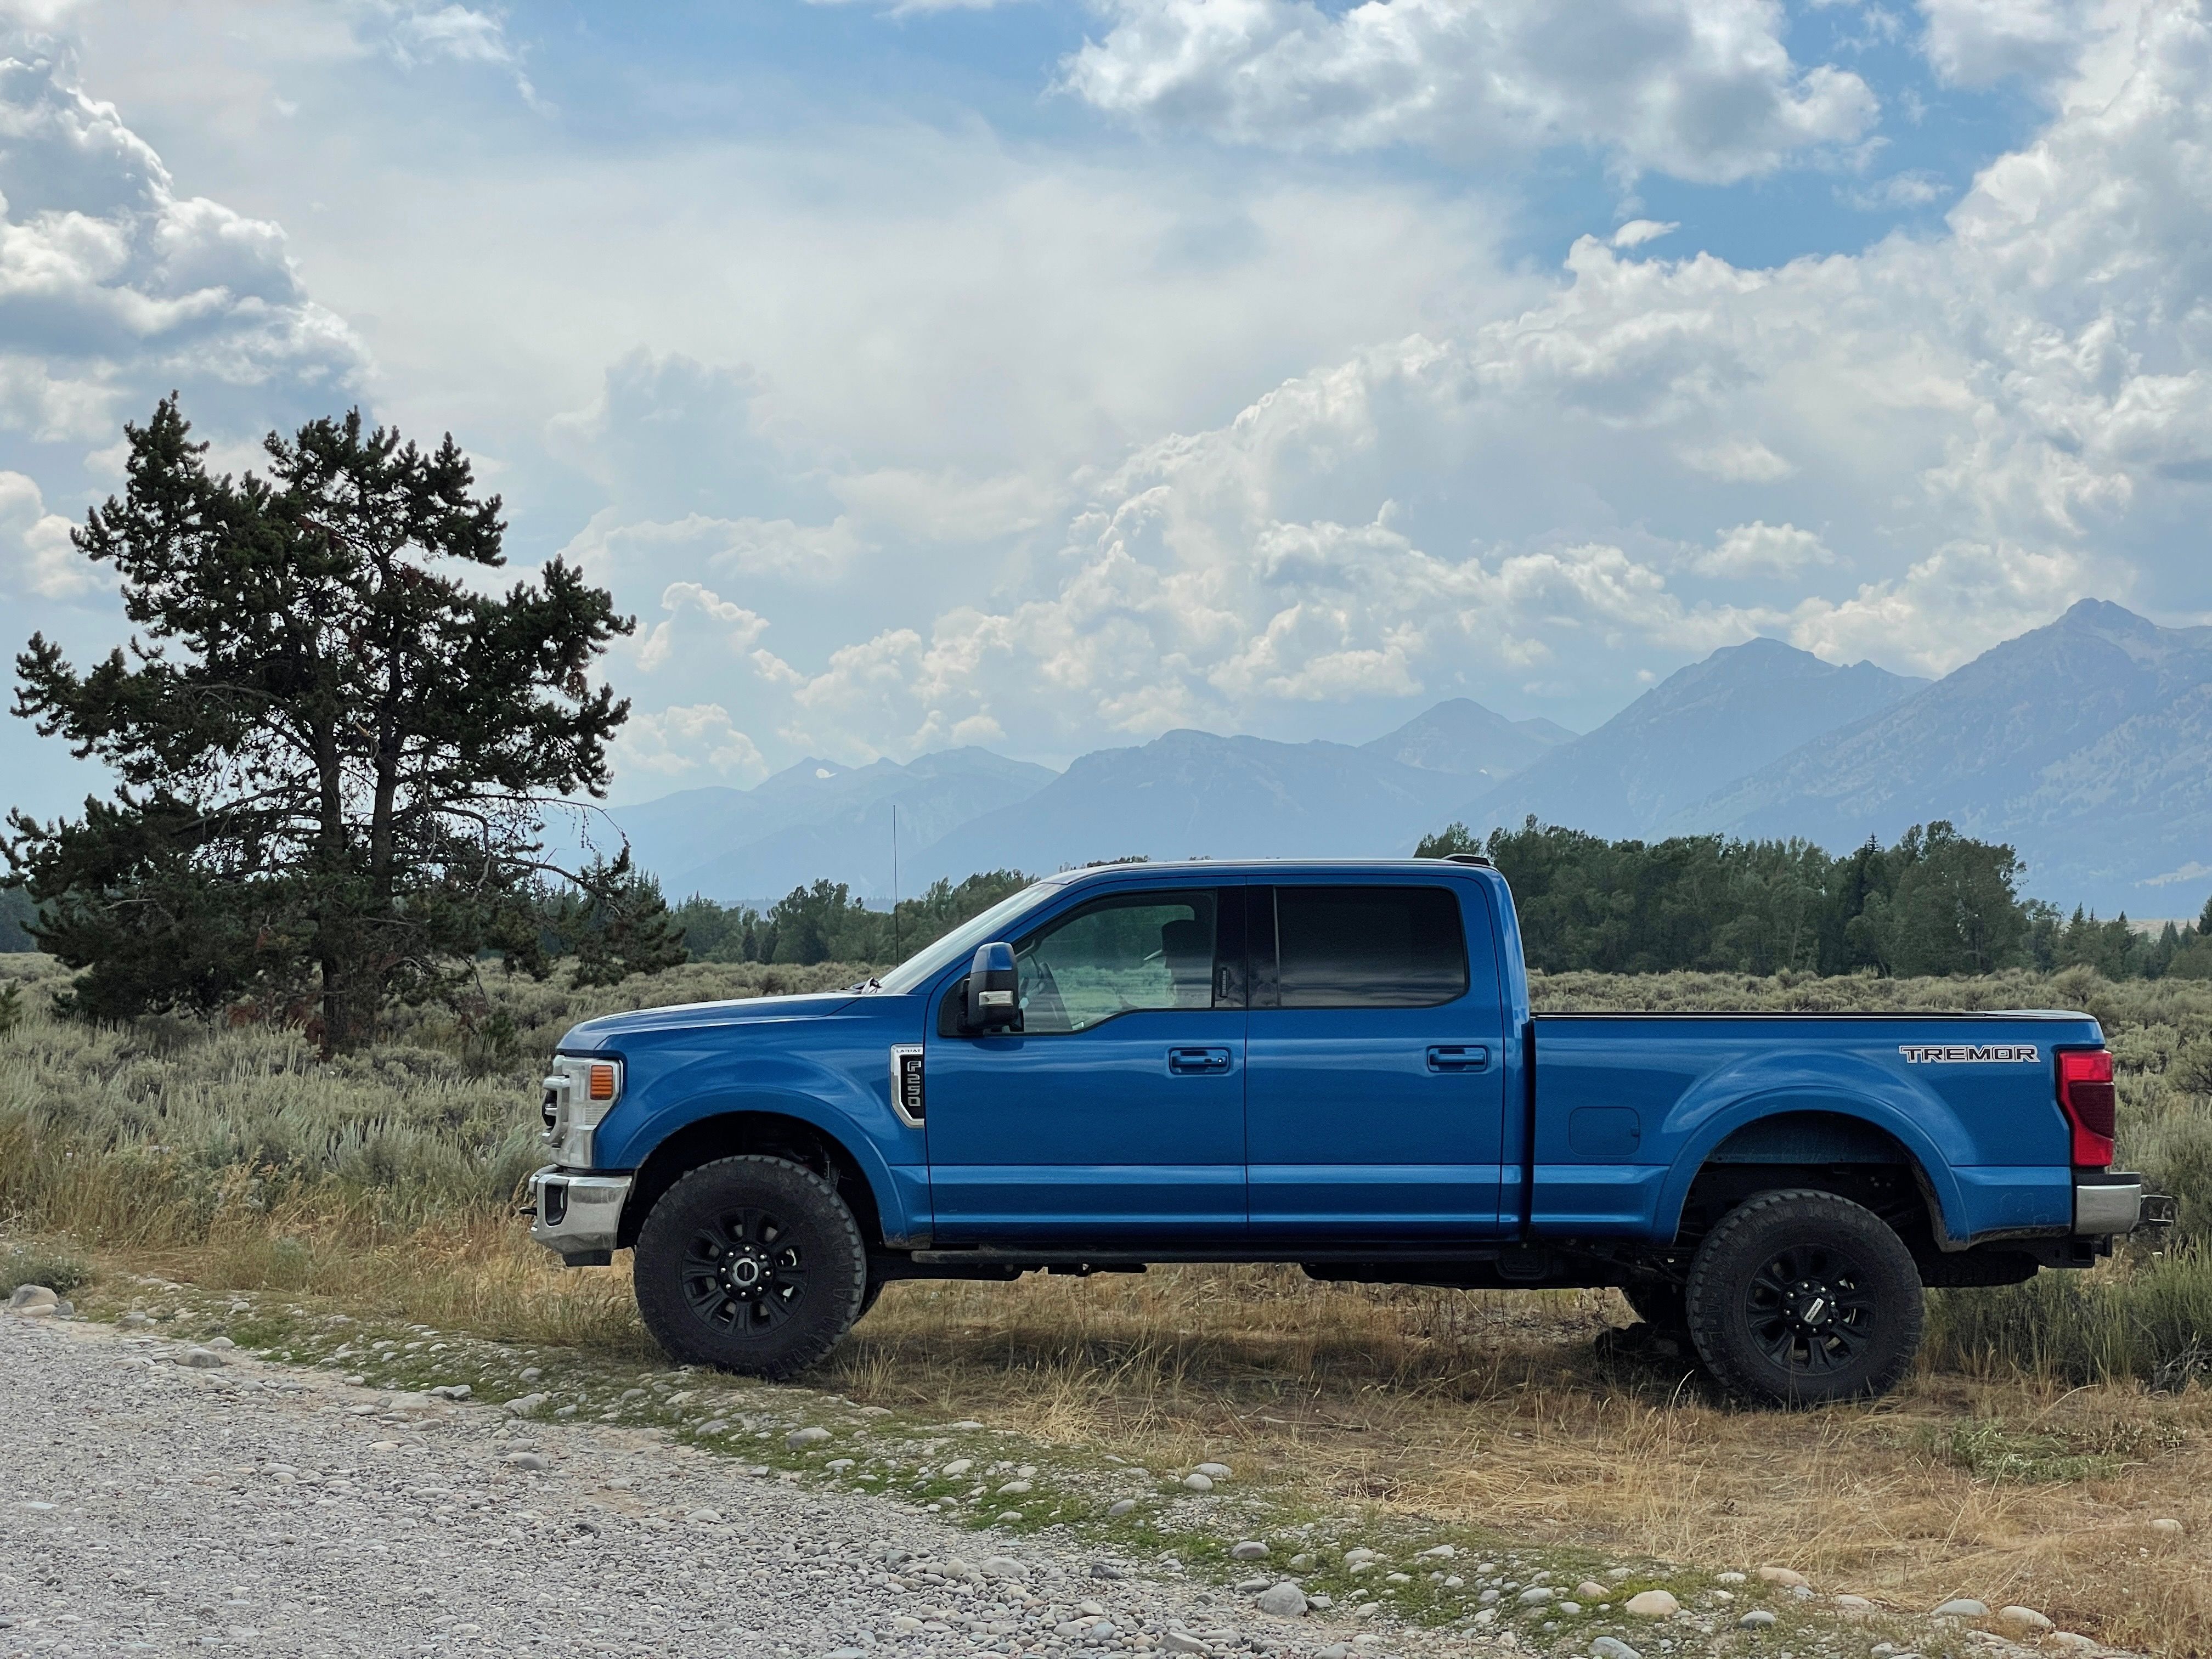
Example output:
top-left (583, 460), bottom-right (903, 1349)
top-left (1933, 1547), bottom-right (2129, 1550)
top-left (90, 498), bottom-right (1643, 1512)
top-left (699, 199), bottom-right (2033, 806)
top-left (1167, 1046), bottom-right (1233, 1075)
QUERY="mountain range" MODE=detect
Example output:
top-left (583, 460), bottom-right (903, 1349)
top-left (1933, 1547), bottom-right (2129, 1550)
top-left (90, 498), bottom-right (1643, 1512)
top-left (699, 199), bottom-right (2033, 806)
top-left (600, 600), bottom-right (2210, 916)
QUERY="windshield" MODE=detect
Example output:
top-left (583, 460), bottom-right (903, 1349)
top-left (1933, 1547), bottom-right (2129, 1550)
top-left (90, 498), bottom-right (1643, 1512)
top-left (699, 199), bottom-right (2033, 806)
top-left (874, 878), bottom-right (1068, 994)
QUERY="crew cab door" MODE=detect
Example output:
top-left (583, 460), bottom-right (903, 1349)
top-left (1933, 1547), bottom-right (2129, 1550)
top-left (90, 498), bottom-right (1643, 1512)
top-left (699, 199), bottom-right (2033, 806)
top-left (923, 884), bottom-right (1247, 1243)
top-left (1244, 879), bottom-right (1510, 1239)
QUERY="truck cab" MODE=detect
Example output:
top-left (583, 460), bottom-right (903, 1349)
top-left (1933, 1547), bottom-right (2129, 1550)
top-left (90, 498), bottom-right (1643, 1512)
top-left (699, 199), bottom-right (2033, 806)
top-left (528, 858), bottom-right (2166, 1406)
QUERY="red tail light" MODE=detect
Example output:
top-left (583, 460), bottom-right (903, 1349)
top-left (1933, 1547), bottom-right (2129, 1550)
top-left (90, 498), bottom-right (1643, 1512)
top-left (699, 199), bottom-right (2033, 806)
top-left (2056, 1048), bottom-right (2116, 1169)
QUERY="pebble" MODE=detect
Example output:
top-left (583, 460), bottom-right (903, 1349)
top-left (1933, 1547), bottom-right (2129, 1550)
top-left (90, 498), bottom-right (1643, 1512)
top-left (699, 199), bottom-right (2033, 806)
top-left (1234, 1575), bottom-right (1272, 1593)
top-left (1995, 1606), bottom-right (2054, 1637)
top-left (1417, 1543), bottom-right (1455, 1559)
top-left (501, 1452), bottom-right (549, 1471)
top-left (1314, 1647), bottom-right (1350, 1659)
top-left (176, 1346), bottom-right (228, 1368)
top-left (1624, 1589), bottom-right (1679, 1618)
top-left (995, 1479), bottom-right (1031, 1494)
top-left (2148, 1517), bottom-right (2186, 1535)
top-left (1107, 1498), bottom-right (1137, 1517)
top-left (1181, 1472), bottom-right (1214, 1492)
top-left (1932, 1598), bottom-right (1989, 1618)
top-left (1344, 1547), bottom-right (1380, 1565)
top-left (946, 1418), bottom-right (985, 1429)
top-left (502, 1392), bottom-right (549, 1415)
top-left (787, 1426), bottom-right (832, 1449)
top-left (1230, 1540), bottom-right (1269, 1560)
top-left (1193, 1462), bottom-right (1232, 1479)
top-left (1715, 1571), bottom-right (1746, 1585)
top-left (1592, 1639), bottom-right (1643, 1659)
top-left (1576, 1579), bottom-right (1609, 1600)
top-left (1255, 1582), bottom-right (1307, 1618)
top-left (205, 1335), bottom-right (236, 1350)
top-left (1739, 1611), bottom-right (1777, 1629)
top-left (1518, 1587), bottom-right (1555, 1606)
top-left (941, 1458), bottom-right (973, 1475)
top-left (425, 1382), bottom-right (469, 1400)
top-left (979, 1555), bottom-right (1029, 1579)
top-left (1758, 1566), bottom-right (1807, 1587)
top-left (1164, 1631), bottom-right (1210, 1653)
top-left (1835, 1594), bottom-right (1875, 1615)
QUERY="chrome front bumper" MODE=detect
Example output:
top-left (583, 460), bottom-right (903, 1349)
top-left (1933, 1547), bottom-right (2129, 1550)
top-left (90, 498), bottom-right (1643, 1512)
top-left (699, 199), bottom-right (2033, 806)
top-left (2074, 1172), bottom-right (2175, 1236)
top-left (527, 1165), bottom-right (634, 1266)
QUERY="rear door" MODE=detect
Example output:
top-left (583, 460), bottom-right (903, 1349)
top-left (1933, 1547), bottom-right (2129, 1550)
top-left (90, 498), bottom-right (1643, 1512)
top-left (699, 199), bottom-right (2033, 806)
top-left (1244, 879), bottom-right (1510, 1240)
top-left (924, 883), bottom-right (1248, 1243)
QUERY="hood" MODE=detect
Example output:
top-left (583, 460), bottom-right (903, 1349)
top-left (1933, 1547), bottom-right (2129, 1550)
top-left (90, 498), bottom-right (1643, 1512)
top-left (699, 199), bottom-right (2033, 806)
top-left (557, 990), bottom-right (864, 1050)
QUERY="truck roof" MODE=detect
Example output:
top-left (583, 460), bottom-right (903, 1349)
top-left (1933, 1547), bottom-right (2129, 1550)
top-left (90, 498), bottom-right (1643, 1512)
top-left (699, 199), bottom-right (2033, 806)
top-left (1047, 856), bottom-right (1494, 887)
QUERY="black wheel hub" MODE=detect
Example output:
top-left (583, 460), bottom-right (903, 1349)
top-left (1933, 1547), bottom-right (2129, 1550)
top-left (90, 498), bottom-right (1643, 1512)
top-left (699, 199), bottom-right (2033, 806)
top-left (1746, 1245), bottom-right (1873, 1374)
top-left (680, 1207), bottom-right (809, 1336)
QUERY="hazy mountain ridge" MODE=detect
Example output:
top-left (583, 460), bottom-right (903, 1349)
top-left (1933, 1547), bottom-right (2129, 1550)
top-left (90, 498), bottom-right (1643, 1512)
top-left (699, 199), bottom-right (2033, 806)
top-left (599, 600), bottom-right (2210, 915)
top-left (1460, 637), bottom-right (1929, 841)
top-left (1681, 601), bottom-right (2212, 910)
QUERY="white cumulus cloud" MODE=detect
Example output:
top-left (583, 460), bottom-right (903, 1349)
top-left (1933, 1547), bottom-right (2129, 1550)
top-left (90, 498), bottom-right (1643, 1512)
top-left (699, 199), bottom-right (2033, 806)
top-left (1060, 0), bottom-right (1879, 183)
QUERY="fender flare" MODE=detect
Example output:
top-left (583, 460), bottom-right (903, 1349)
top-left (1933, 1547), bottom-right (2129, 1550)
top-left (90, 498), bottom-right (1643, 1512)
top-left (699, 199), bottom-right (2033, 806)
top-left (1654, 1088), bottom-right (1972, 1248)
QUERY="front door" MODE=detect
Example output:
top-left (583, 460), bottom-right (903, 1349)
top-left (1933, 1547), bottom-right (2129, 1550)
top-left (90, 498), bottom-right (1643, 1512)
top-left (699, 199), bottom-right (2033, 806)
top-left (925, 884), bottom-right (1247, 1243)
top-left (1244, 881), bottom-right (1509, 1240)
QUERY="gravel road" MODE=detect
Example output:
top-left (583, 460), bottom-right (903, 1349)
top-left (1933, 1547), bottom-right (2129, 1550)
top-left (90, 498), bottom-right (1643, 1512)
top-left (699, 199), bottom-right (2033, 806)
top-left (0, 1312), bottom-right (1412, 1659)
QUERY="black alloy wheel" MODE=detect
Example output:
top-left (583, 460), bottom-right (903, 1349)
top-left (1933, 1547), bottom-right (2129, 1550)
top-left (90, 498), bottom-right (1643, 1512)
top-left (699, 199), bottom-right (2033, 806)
top-left (1684, 1188), bottom-right (1923, 1407)
top-left (634, 1155), bottom-right (867, 1378)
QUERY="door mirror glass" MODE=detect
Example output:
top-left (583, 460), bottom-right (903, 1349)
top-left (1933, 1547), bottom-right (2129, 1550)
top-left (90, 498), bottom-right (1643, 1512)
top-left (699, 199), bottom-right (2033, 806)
top-left (966, 941), bottom-right (1022, 1031)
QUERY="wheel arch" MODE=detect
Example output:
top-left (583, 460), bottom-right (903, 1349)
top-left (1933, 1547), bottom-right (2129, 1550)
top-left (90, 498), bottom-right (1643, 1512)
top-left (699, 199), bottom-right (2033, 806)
top-left (1663, 1103), bottom-right (1961, 1254)
top-left (618, 1110), bottom-right (887, 1251)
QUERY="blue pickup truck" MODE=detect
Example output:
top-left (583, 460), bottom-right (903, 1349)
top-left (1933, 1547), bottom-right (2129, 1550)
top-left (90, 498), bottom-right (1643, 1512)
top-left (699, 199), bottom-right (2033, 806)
top-left (527, 857), bottom-right (2168, 1406)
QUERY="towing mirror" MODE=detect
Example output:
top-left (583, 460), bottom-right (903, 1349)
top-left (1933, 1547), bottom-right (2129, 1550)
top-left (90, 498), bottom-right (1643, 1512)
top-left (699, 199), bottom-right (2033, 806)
top-left (966, 942), bottom-right (1020, 1031)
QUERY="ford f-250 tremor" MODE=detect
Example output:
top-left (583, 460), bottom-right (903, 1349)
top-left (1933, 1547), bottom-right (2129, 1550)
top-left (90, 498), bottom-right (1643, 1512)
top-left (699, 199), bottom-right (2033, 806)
top-left (527, 857), bottom-right (2171, 1406)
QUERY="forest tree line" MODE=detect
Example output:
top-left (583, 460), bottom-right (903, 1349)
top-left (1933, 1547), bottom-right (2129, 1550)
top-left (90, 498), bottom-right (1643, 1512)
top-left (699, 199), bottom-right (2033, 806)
top-left (13, 819), bottom-right (2207, 982)
top-left (598, 819), bottom-right (2212, 980)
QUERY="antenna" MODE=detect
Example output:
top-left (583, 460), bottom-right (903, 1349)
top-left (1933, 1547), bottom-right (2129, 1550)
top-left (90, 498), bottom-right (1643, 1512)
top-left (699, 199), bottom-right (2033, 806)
top-left (891, 803), bottom-right (900, 960)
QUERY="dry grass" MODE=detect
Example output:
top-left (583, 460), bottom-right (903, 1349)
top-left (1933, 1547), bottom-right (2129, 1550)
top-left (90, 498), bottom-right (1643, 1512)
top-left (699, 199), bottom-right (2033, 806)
top-left (10, 951), bottom-right (2212, 1651)
top-left (831, 1265), bottom-right (2212, 1654)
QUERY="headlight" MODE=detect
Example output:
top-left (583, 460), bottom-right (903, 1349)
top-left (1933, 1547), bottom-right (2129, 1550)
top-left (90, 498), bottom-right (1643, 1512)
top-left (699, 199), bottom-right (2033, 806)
top-left (539, 1055), bottom-right (622, 1166)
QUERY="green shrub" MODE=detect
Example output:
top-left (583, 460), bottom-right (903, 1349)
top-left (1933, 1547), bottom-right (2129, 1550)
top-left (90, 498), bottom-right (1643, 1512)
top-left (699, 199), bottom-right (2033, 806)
top-left (0, 1239), bottom-right (93, 1297)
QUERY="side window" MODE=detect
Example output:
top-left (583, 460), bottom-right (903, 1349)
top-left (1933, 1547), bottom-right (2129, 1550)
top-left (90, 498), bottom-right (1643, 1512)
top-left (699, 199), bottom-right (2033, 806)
top-left (1273, 885), bottom-right (1468, 1008)
top-left (1013, 890), bottom-right (1223, 1034)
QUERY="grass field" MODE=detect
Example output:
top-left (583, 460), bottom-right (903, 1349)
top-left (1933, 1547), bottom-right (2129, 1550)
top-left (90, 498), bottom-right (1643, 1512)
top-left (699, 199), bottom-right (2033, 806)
top-left (6, 953), bottom-right (2212, 1651)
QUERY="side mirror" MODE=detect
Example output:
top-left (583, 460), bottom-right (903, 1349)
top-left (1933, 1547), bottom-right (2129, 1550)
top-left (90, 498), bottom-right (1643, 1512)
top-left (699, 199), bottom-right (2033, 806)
top-left (966, 941), bottom-right (1020, 1031)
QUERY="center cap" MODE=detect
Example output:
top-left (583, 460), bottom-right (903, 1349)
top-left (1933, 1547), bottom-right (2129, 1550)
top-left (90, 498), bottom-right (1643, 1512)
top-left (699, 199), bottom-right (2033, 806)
top-left (730, 1256), bottom-right (763, 1288)
top-left (1789, 1280), bottom-right (1835, 1328)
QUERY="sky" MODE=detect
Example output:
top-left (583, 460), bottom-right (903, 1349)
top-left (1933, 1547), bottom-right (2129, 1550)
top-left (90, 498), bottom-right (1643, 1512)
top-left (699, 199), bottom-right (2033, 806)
top-left (0, 0), bottom-right (2208, 816)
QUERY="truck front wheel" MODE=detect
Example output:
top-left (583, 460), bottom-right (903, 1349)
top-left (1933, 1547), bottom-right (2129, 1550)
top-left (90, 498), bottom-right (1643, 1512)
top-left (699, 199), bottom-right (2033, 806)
top-left (633, 1154), bottom-right (868, 1379)
top-left (1684, 1188), bottom-right (1923, 1407)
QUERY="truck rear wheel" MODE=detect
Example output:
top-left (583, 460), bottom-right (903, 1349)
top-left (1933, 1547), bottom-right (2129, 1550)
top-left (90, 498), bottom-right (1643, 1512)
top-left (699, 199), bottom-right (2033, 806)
top-left (1684, 1188), bottom-right (1923, 1408)
top-left (633, 1155), bottom-right (867, 1379)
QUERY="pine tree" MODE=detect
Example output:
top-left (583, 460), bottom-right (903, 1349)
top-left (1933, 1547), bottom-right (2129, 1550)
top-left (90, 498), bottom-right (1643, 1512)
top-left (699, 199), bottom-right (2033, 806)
top-left (7, 397), bottom-right (681, 1052)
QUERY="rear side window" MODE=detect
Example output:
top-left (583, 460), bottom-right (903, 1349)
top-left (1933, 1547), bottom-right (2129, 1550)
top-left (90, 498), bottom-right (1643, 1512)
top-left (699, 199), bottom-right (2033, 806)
top-left (1269, 885), bottom-right (1468, 1008)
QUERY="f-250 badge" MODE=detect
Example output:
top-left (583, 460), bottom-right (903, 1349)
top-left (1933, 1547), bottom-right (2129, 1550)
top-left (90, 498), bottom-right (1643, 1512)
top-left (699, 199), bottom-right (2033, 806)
top-left (1897, 1043), bottom-right (2041, 1063)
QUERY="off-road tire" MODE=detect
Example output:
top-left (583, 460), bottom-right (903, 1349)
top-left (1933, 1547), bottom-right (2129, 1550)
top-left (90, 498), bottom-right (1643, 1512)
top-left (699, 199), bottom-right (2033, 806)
top-left (1622, 1278), bottom-right (1688, 1331)
top-left (1684, 1188), bottom-right (1923, 1408)
top-left (856, 1277), bottom-right (885, 1322)
top-left (634, 1155), bottom-right (867, 1378)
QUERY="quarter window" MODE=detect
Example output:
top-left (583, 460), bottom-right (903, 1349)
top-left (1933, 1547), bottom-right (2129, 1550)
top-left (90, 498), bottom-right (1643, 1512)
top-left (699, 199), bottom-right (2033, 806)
top-left (1012, 890), bottom-right (1224, 1034)
top-left (1271, 885), bottom-right (1468, 1008)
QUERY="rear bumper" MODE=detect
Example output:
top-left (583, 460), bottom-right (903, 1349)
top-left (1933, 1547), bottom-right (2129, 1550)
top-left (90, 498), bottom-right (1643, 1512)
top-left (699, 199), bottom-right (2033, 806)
top-left (526, 1165), bottom-right (633, 1266)
top-left (2074, 1171), bottom-right (2174, 1236)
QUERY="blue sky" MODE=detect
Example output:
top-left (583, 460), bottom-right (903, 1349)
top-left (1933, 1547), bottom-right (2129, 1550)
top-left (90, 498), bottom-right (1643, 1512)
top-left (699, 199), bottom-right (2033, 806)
top-left (1, 0), bottom-right (2207, 815)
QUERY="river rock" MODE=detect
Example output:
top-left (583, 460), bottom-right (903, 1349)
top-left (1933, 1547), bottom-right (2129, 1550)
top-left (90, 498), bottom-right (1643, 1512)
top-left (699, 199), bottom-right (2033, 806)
top-left (1193, 1462), bottom-right (1232, 1479)
top-left (1624, 1589), bottom-right (1678, 1618)
top-left (176, 1346), bottom-right (227, 1368)
top-left (786, 1426), bottom-right (831, 1449)
top-left (1758, 1566), bottom-right (1807, 1588)
top-left (1995, 1606), bottom-right (2054, 1637)
top-left (1932, 1598), bottom-right (1988, 1619)
top-left (1592, 1640), bottom-right (1643, 1659)
top-left (7, 1285), bottom-right (58, 1312)
top-left (1256, 1582), bottom-right (1307, 1617)
top-left (1738, 1611), bottom-right (1776, 1629)
top-left (1230, 1541), bottom-right (1269, 1561)
top-left (1181, 1472), bottom-right (1214, 1492)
